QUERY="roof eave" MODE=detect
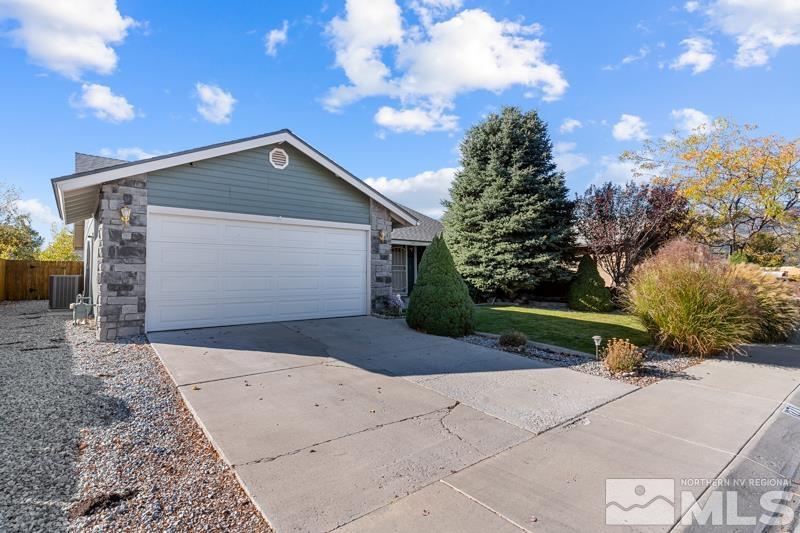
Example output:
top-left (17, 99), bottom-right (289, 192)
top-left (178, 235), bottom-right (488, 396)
top-left (51, 129), bottom-right (418, 226)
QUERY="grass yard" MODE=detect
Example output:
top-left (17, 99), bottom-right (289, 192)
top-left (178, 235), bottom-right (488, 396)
top-left (474, 305), bottom-right (651, 355)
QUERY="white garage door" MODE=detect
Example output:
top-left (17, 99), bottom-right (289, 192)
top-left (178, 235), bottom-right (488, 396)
top-left (146, 207), bottom-right (369, 331)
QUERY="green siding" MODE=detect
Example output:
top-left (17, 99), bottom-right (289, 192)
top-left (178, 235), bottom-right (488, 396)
top-left (147, 144), bottom-right (370, 224)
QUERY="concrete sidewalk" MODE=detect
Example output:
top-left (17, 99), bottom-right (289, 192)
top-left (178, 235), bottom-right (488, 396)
top-left (358, 347), bottom-right (799, 532)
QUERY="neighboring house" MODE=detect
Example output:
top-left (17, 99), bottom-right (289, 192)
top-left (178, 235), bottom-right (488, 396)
top-left (390, 207), bottom-right (443, 296)
top-left (52, 130), bottom-right (419, 340)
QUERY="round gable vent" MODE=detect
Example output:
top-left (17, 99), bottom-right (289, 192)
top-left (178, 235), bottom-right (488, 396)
top-left (269, 147), bottom-right (289, 169)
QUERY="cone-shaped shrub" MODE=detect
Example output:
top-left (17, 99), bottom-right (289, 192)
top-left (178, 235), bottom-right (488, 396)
top-left (567, 255), bottom-right (614, 311)
top-left (406, 235), bottom-right (475, 337)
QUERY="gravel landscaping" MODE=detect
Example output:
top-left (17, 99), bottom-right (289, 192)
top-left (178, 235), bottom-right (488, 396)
top-left (461, 334), bottom-right (702, 387)
top-left (0, 300), bottom-right (271, 532)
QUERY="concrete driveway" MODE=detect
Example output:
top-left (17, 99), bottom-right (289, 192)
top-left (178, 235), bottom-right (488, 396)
top-left (149, 316), bottom-right (634, 531)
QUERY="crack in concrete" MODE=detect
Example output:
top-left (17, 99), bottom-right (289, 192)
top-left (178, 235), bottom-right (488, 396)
top-left (235, 402), bottom-right (462, 468)
top-left (437, 401), bottom-right (464, 442)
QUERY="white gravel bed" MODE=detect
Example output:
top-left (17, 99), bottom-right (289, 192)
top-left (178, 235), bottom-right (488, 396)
top-left (0, 300), bottom-right (271, 532)
top-left (461, 334), bottom-right (702, 387)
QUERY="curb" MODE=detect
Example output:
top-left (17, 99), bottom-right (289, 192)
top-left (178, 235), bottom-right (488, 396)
top-left (475, 331), bottom-right (595, 358)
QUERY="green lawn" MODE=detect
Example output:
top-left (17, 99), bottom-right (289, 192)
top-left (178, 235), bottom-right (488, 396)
top-left (474, 305), bottom-right (651, 355)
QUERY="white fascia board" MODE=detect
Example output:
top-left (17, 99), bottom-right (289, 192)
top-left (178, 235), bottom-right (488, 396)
top-left (54, 131), bottom-right (418, 226)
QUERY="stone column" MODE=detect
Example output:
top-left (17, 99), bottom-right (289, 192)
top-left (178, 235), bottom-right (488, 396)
top-left (369, 199), bottom-right (392, 312)
top-left (95, 175), bottom-right (147, 341)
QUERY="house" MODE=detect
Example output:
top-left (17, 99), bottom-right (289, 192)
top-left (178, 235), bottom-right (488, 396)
top-left (390, 207), bottom-right (443, 296)
top-left (51, 130), bottom-right (423, 340)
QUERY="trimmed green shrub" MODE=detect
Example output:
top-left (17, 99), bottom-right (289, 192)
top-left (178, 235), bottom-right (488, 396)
top-left (730, 263), bottom-right (800, 342)
top-left (406, 235), bottom-right (475, 337)
top-left (625, 239), bottom-right (758, 357)
top-left (567, 255), bottom-right (614, 311)
top-left (499, 330), bottom-right (528, 348)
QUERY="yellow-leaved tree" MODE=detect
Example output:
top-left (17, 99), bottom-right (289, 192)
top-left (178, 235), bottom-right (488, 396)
top-left (623, 119), bottom-right (800, 254)
top-left (38, 224), bottom-right (80, 261)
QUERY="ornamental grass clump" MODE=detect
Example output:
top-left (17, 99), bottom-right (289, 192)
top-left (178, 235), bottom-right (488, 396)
top-left (406, 235), bottom-right (475, 337)
top-left (625, 239), bottom-right (758, 357)
top-left (730, 263), bottom-right (800, 342)
top-left (498, 330), bottom-right (528, 348)
top-left (602, 338), bottom-right (645, 374)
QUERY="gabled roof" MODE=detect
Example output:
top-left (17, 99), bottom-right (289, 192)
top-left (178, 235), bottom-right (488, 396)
top-left (391, 206), bottom-right (443, 244)
top-left (52, 129), bottom-right (418, 227)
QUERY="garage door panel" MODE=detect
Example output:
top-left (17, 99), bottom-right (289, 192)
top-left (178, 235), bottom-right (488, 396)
top-left (223, 276), bottom-right (276, 292)
top-left (324, 231), bottom-right (367, 250)
top-left (322, 275), bottom-right (364, 291)
top-left (152, 217), bottom-right (223, 244)
top-left (150, 274), bottom-right (221, 299)
top-left (223, 223), bottom-right (274, 245)
top-left (275, 227), bottom-right (325, 248)
top-left (147, 210), bottom-right (368, 331)
top-left (149, 242), bottom-right (222, 270)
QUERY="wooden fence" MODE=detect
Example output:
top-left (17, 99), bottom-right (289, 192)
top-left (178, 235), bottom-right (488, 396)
top-left (0, 259), bottom-right (84, 301)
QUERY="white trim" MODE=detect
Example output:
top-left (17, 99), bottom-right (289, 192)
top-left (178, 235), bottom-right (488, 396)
top-left (147, 205), bottom-right (371, 231)
top-left (269, 147), bottom-right (289, 169)
top-left (365, 230), bottom-right (372, 313)
top-left (54, 131), bottom-right (418, 226)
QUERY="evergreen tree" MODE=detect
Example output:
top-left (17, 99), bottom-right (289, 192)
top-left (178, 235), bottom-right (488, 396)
top-left (567, 255), bottom-right (613, 311)
top-left (443, 107), bottom-right (574, 298)
top-left (406, 235), bottom-right (475, 337)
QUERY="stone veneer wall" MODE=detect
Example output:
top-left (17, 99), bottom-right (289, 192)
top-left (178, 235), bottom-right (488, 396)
top-left (369, 200), bottom-right (392, 311)
top-left (95, 175), bottom-right (147, 341)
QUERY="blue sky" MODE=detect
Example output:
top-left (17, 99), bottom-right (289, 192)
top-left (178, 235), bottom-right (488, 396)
top-left (1, 0), bottom-right (799, 241)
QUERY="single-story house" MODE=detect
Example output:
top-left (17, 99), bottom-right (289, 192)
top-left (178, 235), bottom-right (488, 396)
top-left (51, 130), bottom-right (440, 340)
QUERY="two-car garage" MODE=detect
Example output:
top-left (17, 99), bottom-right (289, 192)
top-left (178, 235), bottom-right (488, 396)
top-left (146, 207), bottom-right (369, 332)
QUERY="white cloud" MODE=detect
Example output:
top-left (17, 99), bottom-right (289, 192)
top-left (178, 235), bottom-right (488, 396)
top-left (14, 198), bottom-right (59, 237)
top-left (670, 107), bottom-right (711, 133)
top-left (71, 83), bottom-right (135, 122)
top-left (594, 156), bottom-right (644, 185)
top-left (612, 114), bottom-right (649, 141)
top-left (410, 0), bottom-right (463, 27)
top-left (195, 82), bottom-right (236, 124)
top-left (602, 45), bottom-right (650, 71)
top-left (324, 1), bottom-right (567, 133)
top-left (0, 0), bottom-right (136, 79)
top-left (670, 37), bottom-right (716, 74)
top-left (559, 118), bottom-right (583, 134)
top-left (265, 20), bottom-right (289, 57)
top-left (553, 142), bottom-right (589, 173)
top-left (364, 167), bottom-right (457, 218)
top-left (685, 1), bottom-right (700, 13)
top-left (374, 105), bottom-right (458, 133)
top-left (706, 0), bottom-right (800, 67)
top-left (99, 147), bottom-right (164, 160)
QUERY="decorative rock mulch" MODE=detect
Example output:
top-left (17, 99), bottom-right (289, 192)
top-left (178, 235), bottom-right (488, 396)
top-left (0, 300), bottom-right (271, 532)
top-left (461, 334), bottom-right (703, 387)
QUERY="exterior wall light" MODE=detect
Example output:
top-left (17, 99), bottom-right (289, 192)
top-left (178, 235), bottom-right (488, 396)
top-left (378, 229), bottom-right (386, 243)
top-left (120, 206), bottom-right (132, 227)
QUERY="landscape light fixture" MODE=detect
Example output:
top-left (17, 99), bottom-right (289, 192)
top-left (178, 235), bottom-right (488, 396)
top-left (592, 335), bottom-right (602, 359)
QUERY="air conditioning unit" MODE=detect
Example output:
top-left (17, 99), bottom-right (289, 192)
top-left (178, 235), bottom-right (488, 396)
top-left (49, 275), bottom-right (81, 309)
